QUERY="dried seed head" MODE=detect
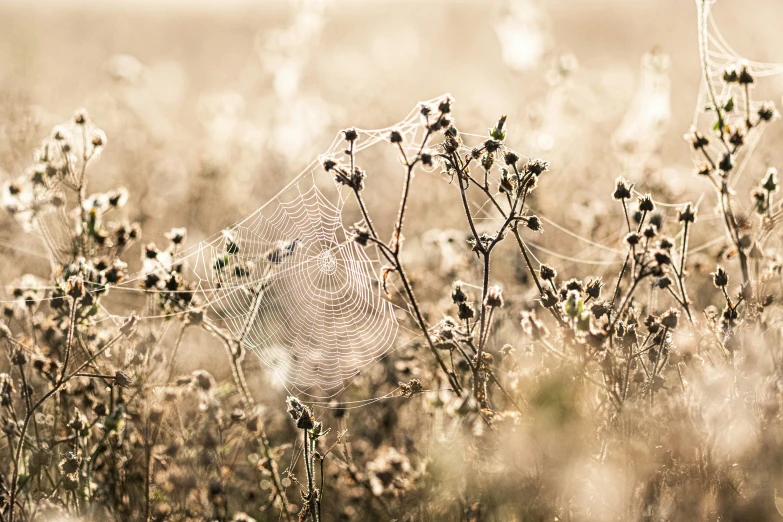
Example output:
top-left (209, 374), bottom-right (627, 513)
top-left (66, 276), bottom-right (84, 300)
top-left (485, 285), bottom-right (504, 308)
top-left (458, 301), bottom-right (475, 320)
top-left (399, 378), bottom-right (423, 398)
top-left (539, 264), bottom-right (557, 281)
top-left (193, 370), bottom-right (215, 391)
top-left (729, 128), bottom-right (745, 147)
top-left (565, 278), bottom-right (584, 293)
top-left (113, 371), bottom-right (132, 389)
top-left (389, 129), bottom-right (403, 143)
top-left (165, 227), bottom-right (187, 245)
top-left (350, 224), bottom-right (370, 247)
top-left (723, 65), bottom-right (739, 83)
top-left (712, 266), bottom-right (729, 287)
top-left (585, 278), bottom-right (603, 300)
top-left (637, 194), bottom-right (655, 213)
top-left (719, 152), bottom-right (734, 172)
top-left (612, 177), bottom-right (632, 200)
top-left (538, 287), bottom-right (558, 308)
top-left (697, 162), bottom-right (712, 176)
top-left (758, 102), bottom-right (779, 122)
top-left (653, 251), bottom-right (671, 266)
top-left (503, 150), bottom-right (519, 166)
top-left (684, 128), bottom-right (709, 150)
top-left (286, 396), bottom-right (306, 421)
top-left (752, 188), bottom-right (767, 213)
top-left (11, 350), bottom-right (27, 366)
top-left (738, 65), bottom-right (754, 85)
top-left (625, 232), bottom-right (641, 247)
top-left (661, 308), bottom-right (680, 329)
top-left (451, 282), bottom-right (467, 304)
top-left (526, 215), bottom-right (543, 232)
top-left (322, 158), bottom-right (337, 172)
top-left (762, 167), bottom-right (779, 193)
top-left (297, 410), bottom-right (315, 430)
top-left (524, 158), bottom-right (549, 176)
top-left (73, 109), bottom-right (89, 125)
top-left (343, 128), bottom-right (358, 142)
top-left (678, 203), bottom-right (696, 223)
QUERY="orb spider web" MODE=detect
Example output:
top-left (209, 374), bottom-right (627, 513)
top-left (191, 179), bottom-right (399, 398)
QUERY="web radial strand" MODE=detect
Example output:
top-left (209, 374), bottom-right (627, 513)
top-left (200, 182), bottom-right (398, 397)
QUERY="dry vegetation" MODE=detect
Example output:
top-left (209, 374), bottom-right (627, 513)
top-left (3, 1), bottom-right (783, 521)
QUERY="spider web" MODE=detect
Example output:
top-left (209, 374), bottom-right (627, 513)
top-left (102, 98), bottom-right (431, 400)
top-left (190, 180), bottom-right (399, 396)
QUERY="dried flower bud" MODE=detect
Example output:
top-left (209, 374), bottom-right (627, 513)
top-left (503, 150), bottom-right (519, 166)
top-left (343, 128), bottom-right (358, 142)
top-left (389, 130), bottom-right (403, 144)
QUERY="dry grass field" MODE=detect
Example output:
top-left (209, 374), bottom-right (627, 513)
top-left (3, 0), bottom-right (783, 520)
